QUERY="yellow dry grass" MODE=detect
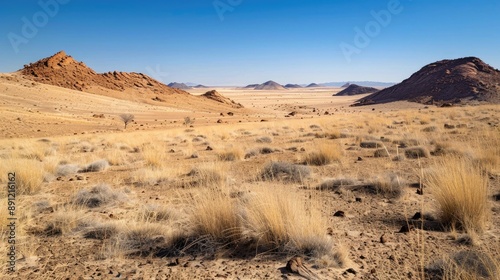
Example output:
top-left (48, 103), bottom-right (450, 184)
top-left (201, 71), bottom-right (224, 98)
top-left (304, 140), bottom-right (342, 166)
top-left (425, 156), bottom-right (489, 233)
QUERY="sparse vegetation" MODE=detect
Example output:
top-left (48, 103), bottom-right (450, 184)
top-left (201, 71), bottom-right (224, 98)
top-left (425, 156), bottom-right (489, 233)
top-left (261, 161), bottom-right (311, 183)
top-left (119, 114), bottom-right (135, 129)
top-left (304, 141), bottom-right (342, 166)
top-left (74, 184), bottom-right (126, 208)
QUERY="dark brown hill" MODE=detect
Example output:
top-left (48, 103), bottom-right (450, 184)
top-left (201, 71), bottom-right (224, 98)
top-left (354, 57), bottom-right (500, 105)
top-left (335, 84), bottom-right (378, 96)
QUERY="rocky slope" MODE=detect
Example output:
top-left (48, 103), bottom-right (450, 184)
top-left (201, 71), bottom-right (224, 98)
top-left (335, 84), bottom-right (379, 96)
top-left (354, 57), bottom-right (500, 105)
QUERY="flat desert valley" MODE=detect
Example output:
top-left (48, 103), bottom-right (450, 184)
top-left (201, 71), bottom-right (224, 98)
top-left (0, 60), bottom-right (499, 279)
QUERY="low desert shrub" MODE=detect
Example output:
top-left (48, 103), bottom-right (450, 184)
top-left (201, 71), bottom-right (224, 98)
top-left (260, 162), bottom-right (311, 183)
top-left (217, 148), bottom-right (243, 161)
top-left (405, 146), bottom-right (430, 159)
top-left (55, 163), bottom-right (80, 176)
top-left (73, 184), bottom-right (126, 208)
top-left (256, 136), bottom-right (273, 143)
top-left (80, 159), bottom-right (109, 173)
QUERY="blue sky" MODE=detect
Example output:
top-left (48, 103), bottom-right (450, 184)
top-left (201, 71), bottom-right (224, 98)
top-left (1, 0), bottom-right (499, 85)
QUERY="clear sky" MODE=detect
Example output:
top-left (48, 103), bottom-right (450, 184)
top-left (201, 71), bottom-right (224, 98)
top-left (1, 0), bottom-right (499, 86)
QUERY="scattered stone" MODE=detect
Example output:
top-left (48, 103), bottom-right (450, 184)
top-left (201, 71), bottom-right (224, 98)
top-left (357, 156), bottom-right (363, 161)
top-left (206, 146), bottom-right (213, 151)
top-left (380, 233), bottom-right (387, 244)
top-left (168, 149), bottom-right (175, 153)
top-left (76, 175), bottom-right (85, 181)
top-left (398, 224), bottom-right (415, 233)
top-left (345, 268), bottom-right (357, 275)
top-left (355, 197), bottom-right (362, 202)
top-left (217, 119), bottom-right (223, 123)
top-left (227, 112), bottom-right (234, 116)
top-left (444, 123), bottom-right (455, 129)
top-left (333, 210), bottom-right (345, 217)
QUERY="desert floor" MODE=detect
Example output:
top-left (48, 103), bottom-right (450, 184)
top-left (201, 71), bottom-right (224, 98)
top-left (0, 75), bottom-right (499, 279)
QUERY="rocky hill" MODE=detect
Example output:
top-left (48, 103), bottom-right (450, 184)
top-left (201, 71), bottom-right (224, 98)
top-left (168, 82), bottom-right (191, 89)
top-left (201, 90), bottom-right (243, 108)
top-left (21, 51), bottom-right (188, 96)
top-left (254, 80), bottom-right (286, 90)
top-left (335, 84), bottom-right (379, 96)
top-left (354, 57), bottom-right (500, 105)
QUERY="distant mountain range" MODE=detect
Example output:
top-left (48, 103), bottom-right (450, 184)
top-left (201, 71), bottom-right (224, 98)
top-left (318, 81), bottom-right (396, 87)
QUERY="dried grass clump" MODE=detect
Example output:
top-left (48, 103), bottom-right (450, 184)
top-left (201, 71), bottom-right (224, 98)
top-left (304, 141), bottom-right (342, 166)
top-left (256, 136), bottom-right (273, 143)
top-left (374, 148), bottom-right (390, 158)
top-left (316, 178), bottom-right (357, 191)
top-left (55, 163), bottom-right (80, 176)
top-left (261, 162), bottom-right (311, 183)
top-left (369, 174), bottom-right (405, 199)
top-left (142, 145), bottom-right (167, 168)
top-left (111, 223), bottom-right (169, 257)
top-left (80, 159), bottom-right (109, 173)
top-left (73, 184), bottom-right (126, 208)
top-left (84, 222), bottom-right (119, 240)
top-left (186, 165), bottom-right (225, 187)
top-left (190, 187), bottom-right (242, 242)
top-left (426, 250), bottom-right (499, 280)
top-left (425, 156), bottom-right (489, 233)
top-left (0, 158), bottom-right (44, 195)
top-left (404, 146), bottom-right (430, 159)
top-left (217, 148), bottom-right (244, 161)
top-left (244, 187), bottom-right (334, 256)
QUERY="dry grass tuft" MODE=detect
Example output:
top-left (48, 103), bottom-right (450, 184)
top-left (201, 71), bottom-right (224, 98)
top-left (244, 186), bottom-right (334, 256)
top-left (73, 184), bottom-right (127, 208)
top-left (304, 141), bottom-right (342, 166)
top-left (111, 223), bottom-right (170, 257)
top-left (186, 165), bottom-right (225, 187)
top-left (260, 162), bottom-right (311, 183)
top-left (190, 187), bottom-right (243, 242)
top-left (424, 156), bottom-right (489, 233)
top-left (55, 163), bottom-right (80, 176)
top-left (369, 174), bottom-right (405, 199)
top-left (405, 146), bottom-right (431, 159)
top-left (217, 147), bottom-right (244, 161)
top-left (0, 158), bottom-right (44, 195)
top-left (426, 249), bottom-right (499, 280)
top-left (80, 159), bottom-right (109, 173)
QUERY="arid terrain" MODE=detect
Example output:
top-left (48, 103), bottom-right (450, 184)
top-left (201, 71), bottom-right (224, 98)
top-left (1, 55), bottom-right (499, 280)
